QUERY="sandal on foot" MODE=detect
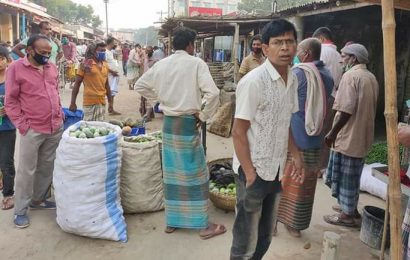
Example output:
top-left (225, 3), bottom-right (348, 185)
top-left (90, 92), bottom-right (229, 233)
top-left (332, 204), bottom-right (342, 213)
top-left (199, 223), bottom-right (227, 240)
top-left (285, 225), bottom-right (301, 238)
top-left (323, 214), bottom-right (358, 227)
top-left (164, 226), bottom-right (177, 234)
top-left (332, 205), bottom-right (361, 219)
top-left (2, 196), bottom-right (14, 210)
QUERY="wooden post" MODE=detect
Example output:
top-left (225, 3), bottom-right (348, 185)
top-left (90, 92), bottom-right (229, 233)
top-left (168, 31), bottom-right (172, 56)
top-left (381, 0), bottom-right (403, 259)
top-left (243, 35), bottom-right (248, 61)
top-left (320, 231), bottom-right (341, 260)
top-left (200, 39), bottom-right (204, 60)
top-left (232, 23), bottom-right (240, 84)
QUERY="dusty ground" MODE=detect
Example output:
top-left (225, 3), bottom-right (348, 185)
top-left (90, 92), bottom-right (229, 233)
top-left (0, 77), bottom-right (387, 260)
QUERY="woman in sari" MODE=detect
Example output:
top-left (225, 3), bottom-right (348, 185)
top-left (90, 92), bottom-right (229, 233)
top-left (126, 44), bottom-right (143, 90)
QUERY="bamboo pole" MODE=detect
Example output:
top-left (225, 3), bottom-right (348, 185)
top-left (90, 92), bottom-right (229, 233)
top-left (381, 0), bottom-right (402, 259)
top-left (380, 185), bottom-right (389, 260)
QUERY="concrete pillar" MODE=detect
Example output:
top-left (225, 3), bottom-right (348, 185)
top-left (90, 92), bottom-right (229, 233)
top-left (16, 13), bottom-right (20, 40)
top-left (289, 16), bottom-right (304, 43)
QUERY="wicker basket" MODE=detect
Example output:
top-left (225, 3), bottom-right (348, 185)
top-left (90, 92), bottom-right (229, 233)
top-left (208, 158), bottom-right (236, 212)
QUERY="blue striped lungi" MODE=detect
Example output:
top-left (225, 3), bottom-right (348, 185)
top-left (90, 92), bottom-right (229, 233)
top-left (325, 150), bottom-right (364, 215)
top-left (162, 115), bottom-right (209, 229)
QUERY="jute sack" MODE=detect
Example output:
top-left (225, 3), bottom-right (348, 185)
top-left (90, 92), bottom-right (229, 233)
top-left (208, 101), bottom-right (234, 138)
top-left (120, 140), bottom-right (164, 213)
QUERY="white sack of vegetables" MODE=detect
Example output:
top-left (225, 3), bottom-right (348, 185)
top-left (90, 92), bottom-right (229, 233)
top-left (120, 135), bottom-right (164, 213)
top-left (53, 121), bottom-right (128, 242)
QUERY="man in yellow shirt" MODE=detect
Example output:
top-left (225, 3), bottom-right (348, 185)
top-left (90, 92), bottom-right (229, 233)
top-left (238, 35), bottom-right (265, 81)
top-left (69, 42), bottom-right (113, 121)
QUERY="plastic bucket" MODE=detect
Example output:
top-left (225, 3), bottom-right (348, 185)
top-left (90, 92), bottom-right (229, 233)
top-left (360, 206), bottom-right (389, 249)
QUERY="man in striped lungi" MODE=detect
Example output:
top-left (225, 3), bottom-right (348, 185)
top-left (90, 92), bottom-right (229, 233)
top-left (135, 27), bottom-right (226, 240)
top-left (277, 38), bottom-right (334, 237)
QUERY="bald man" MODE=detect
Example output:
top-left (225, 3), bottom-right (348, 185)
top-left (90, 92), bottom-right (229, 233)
top-left (277, 38), bottom-right (334, 237)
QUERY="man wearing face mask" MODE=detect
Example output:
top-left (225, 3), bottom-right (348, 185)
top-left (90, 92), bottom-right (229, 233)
top-left (238, 34), bottom-right (265, 81)
top-left (323, 43), bottom-right (378, 227)
top-left (277, 38), bottom-right (333, 237)
top-left (106, 37), bottom-right (121, 115)
top-left (69, 42), bottom-right (113, 121)
top-left (5, 34), bottom-right (64, 228)
top-left (13, 21), bottom-right (63, 64)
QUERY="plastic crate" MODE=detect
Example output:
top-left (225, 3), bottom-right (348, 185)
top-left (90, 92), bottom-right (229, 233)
top-left (63, 108), bottom-right (84, 130)
top-left (130, 127), bottom-right (145, 136)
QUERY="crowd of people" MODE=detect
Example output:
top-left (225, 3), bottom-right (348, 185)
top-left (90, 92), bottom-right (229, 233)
top-left (0, 16), bottom-right (397, 259)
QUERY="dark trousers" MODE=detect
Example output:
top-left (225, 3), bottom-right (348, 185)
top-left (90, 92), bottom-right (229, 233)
top-left (0, 129), bottom-right (16, 197)
top-left (122, 60), bottom-right (128, 75)
top-left (230, 167), bottom-right (282, 260)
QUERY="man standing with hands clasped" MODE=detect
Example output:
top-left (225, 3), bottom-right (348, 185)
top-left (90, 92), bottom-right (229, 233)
top-left (230, 19), bottom-right (303, 260)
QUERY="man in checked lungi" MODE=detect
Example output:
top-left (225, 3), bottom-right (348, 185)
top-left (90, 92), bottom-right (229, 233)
top-left (230, 19), bottom-right (304, 259)
top-left (323, 43), bottom-right (378, 227)
top-left (277, 38), bottom-right (334, 238)
top-left (135, 27), bottom-right (226, 239)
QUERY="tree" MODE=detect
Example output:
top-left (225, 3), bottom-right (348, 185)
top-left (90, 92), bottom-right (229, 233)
top-left (133, 27), bottom-right (159, 47)
top-left (32, 0), bottom-right (102, 27)
top-left (238, 0), bottom-right (273, 14)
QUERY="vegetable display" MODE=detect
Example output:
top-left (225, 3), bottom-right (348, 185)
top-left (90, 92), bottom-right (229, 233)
top-left (209, 163), bottom-right (236, 197)
top-left (109, 118), bottom-right (145, 136)
top-left (124, 135), bottom-right (156, 143)
top-left (69, 122), bottom-right (114, 139)
top-left (149, 131), bottom-right (162, 142)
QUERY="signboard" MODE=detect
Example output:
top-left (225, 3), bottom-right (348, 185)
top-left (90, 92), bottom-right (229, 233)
top-left (189, 7), bottom-right (222, 17)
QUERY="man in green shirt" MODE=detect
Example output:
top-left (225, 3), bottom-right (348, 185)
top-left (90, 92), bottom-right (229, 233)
top-left (12, 21), bottom-right (62, 64)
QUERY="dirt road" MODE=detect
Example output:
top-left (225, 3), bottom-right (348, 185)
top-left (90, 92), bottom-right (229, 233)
top-left (0, 77), bottom-right (384, 260)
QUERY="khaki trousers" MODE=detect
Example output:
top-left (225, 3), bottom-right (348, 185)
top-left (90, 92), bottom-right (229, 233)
top-left (14, 127), bottom-right (63, 215)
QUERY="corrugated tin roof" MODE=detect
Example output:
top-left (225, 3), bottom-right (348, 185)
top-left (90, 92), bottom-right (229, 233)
top-left (276, 0), bottom-right (331, 11)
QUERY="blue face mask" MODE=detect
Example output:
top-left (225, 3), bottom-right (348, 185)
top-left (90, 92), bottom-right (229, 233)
top-left (293, 55), bottom-right (301, 65)
top-left (96, 51), bottom-right (106, 61)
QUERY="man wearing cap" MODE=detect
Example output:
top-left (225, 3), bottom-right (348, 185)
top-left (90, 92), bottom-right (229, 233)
top-left (323, 43), bottom-right (378, 227)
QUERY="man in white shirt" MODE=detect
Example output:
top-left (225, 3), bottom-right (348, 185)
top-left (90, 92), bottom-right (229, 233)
top-left (135, 27), bottom-right (225, 240)
top-left (313, 27), bottom-right (343, 93)
top-left (230, 19), bottom-right (303, 259)
top-left (313, 27), bottom-right (344, 177)
top-left (106, 37), bottom-right (121, 115)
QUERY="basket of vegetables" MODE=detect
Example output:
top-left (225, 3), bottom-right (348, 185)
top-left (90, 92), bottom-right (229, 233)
top-left (208, 158), bottom-right (236, 212)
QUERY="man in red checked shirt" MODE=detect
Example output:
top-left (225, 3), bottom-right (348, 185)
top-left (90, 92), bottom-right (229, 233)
top-left (5, 34), bottom-right (64, 229)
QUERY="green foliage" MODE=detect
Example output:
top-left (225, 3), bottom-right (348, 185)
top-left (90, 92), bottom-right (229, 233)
top-left (365, 142), bottom-right (404, 164)
top-left (238, 0), bottom-right (273, 13)
top-left (32, 0), bottom-right (102, 27)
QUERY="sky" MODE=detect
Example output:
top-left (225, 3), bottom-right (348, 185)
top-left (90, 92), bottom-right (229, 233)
top-left (72, 0), bottom-right (169, 30)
